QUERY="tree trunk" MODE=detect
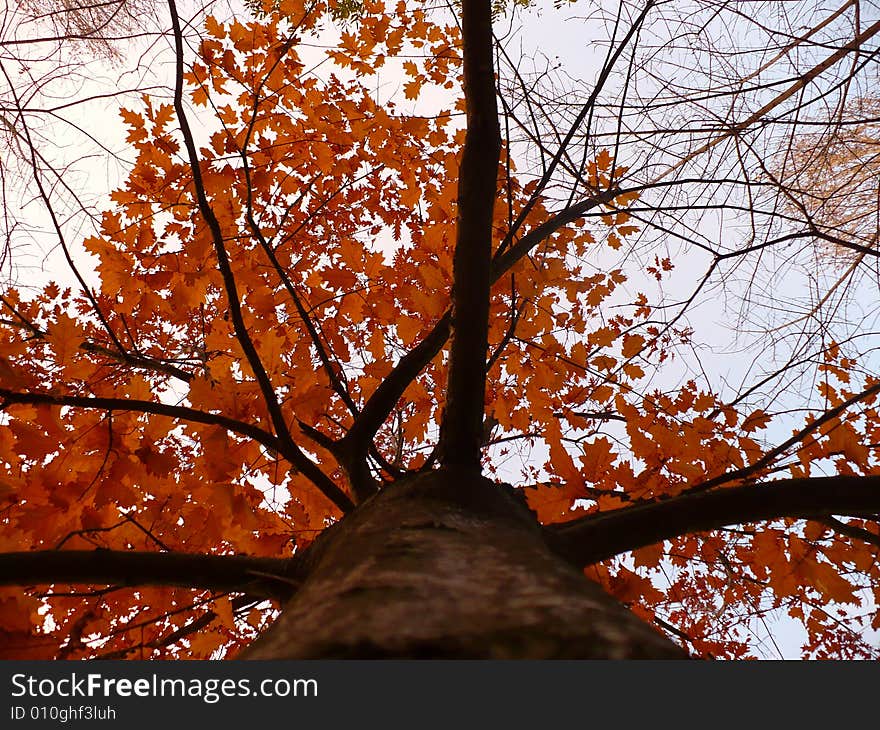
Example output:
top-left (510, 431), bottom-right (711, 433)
top-left (241, 469), bottom-right (686, 659)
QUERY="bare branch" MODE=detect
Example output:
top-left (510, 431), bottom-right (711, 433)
top-left (0, 550), bottom-right (302, 600)
top-left (548, 475), bottom-right (880, 567)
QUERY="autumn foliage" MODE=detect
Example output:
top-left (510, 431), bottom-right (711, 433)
top-left (1, 0), bottom-right (879, 659)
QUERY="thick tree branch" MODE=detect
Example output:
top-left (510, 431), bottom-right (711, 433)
top-left (343, 315), bottom-right (450, 448)
top-left (491, 186), bottom-right (622, 277)
top-left (168, 1), bottom-right (278, 434)
top-left (77, 341), bottom-right (194, 383)
top-left (338, 312), bottom-right (451, 499)
top-left (440, 0), bottom-right (501, 470)
top-left (0, 550), bottom-right (302, 601)
top-left (547, 475), bottom-right (880, 567)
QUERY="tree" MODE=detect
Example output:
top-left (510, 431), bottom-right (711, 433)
top-left (0, 0), bottom-right (879, 659)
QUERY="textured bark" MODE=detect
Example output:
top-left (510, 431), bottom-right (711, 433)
top-left (241, 469), bottom-right (686, 659)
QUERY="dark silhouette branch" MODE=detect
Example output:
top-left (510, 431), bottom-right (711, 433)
top-left (440, 0), bottom-right (502, 470)
top-left (524, 482), bottom-right (634, 503)
top-left (0, 550), bottom-right (302, 601)
top-left (555, 410), bottom-right (628, 423)
top-left (547, 475), bottom-right (880, 567)
top-left (95, 593), bottom-right (261, 658)
top-left (168, 0), bottom-right (276, 429)
top-left (818, 515), bottom-right (880, 548)
top-left (0, 64), bottom-right (124, 353)
top-left (491, 186), bottom-right (623, 278)
top-left (493, 0), bottom-right (655, 257)
top-left (0, 387), bottom-right (355, 513)
top-left (233, 35), bottom-right (360, 421)
top-left (0, 295), bottom-right (193, 383)
top-left (77, 340), bottom-right (195, 383)
top-left (338, 311), bottom-right (451, 498)
top-left (686, 380), bottom-right (880, 495)
top-left (0, 388), bottom-right (278, 450)
top-left (94, 610), bottom-right (220, 659)
top-left (487, 297), bottom-right (527, 374)
top-left (166, 0), bottom-right (350, 513)
top-left (643, 14), bottom-right (880, 186)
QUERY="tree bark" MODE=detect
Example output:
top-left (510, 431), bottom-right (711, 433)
top-left (240, 469), bottom-right (686, 659)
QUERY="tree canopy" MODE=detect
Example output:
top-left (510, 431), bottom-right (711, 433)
top-left (0, 0), bottom-right (879, 659)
